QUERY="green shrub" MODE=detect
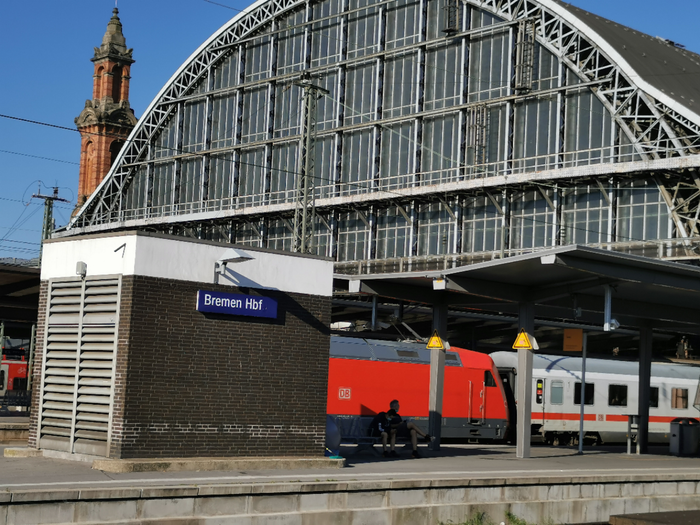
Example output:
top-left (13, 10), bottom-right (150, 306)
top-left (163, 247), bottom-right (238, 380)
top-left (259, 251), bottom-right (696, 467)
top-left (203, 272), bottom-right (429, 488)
top-left (505, 511), bottom-right (556, 525)
top-left (505, 511), bottom-right (529, 525)
top-left (440, 510), bottom-right (557, 525)
top-left (439, 511), bottom-right (495, 525)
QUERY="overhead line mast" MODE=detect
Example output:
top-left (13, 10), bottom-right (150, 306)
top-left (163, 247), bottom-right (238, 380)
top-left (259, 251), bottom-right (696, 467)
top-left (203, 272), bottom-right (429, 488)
top-left (293, 74), bottom-right (329, 254)
top-left (32, 185), bottom-right (70, 263)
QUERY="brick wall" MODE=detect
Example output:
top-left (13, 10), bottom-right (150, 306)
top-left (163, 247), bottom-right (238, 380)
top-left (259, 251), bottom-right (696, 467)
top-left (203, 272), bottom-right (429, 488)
top-left (112, 275), bottom-right (331, 459)
top-left (109, 276), bottom-right (135, 458)
top-left (27, 282), bottom-right (48, 449)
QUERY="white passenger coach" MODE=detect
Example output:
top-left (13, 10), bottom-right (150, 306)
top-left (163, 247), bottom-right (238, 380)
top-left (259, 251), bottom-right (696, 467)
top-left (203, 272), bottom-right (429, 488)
top-left (491, 352), bottom-right (700, 445)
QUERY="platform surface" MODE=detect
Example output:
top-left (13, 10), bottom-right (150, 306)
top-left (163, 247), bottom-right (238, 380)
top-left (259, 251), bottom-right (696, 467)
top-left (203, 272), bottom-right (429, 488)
top-left (1, 443), bottom-right (699, 492)
top-left (1, 444), bottom-right (700, 524)
top-left (0, 416), bottom-right (29, 429)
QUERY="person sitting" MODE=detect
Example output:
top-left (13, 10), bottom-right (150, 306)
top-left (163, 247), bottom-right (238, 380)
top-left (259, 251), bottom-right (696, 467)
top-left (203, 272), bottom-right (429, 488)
top-left (386, 399), bottom-right (432, 458)
top-left (677, 337), bottom-right (688, 359)
top-left (368, 410), bottom-right (393, 457)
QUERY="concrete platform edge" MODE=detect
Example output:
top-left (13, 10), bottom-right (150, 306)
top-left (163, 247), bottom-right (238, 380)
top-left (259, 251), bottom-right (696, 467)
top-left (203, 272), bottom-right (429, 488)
top-left (3, 447), bottom-right (41, 458)
top-left (91, 456), bottom-right (346, 473)
top-left (4, 474), bottom-right (700, 524)
top-left (3, 471), bottom-right (700, 502)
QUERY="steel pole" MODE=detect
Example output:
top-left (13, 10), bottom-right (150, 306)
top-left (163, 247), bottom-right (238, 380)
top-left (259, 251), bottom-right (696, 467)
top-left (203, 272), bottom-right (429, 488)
top-left (578, 332), bottom-right (587, 454)
top-left (516, 302), bottom-right (534, 459)
top-left (429, 298), bottom-right (448, 450)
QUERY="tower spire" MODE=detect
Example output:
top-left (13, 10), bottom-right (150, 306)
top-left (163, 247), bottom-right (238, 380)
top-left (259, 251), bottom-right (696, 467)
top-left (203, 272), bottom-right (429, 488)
top-left (74, 8), bottom-right (137, 207)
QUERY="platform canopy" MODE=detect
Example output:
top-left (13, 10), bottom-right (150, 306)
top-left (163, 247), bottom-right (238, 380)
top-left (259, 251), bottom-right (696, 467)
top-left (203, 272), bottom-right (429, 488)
top-left (338, 245), bottom-right (700, 456)
top-left (0, 262), bottom-right (40, 324)
top-left (338, 245), bottom-right (700, 333)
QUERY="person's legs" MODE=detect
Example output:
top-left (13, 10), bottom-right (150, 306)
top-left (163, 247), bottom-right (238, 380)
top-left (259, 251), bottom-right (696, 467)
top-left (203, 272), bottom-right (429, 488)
top-left (406, 422), bottom-right (425, 437)
top-left (381, 431), bottom-right (388, 451)
top-left (410, 428), bottom-right (418, 450)
top-left (388, 428), bottom-right (400, 457)
top-left (406, 421), bottom-right (431, 441)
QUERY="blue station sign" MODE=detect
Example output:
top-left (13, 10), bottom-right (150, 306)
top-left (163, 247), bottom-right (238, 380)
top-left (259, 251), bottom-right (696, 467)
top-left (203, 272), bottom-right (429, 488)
top-left (196, 290), bottom-right (278, 319)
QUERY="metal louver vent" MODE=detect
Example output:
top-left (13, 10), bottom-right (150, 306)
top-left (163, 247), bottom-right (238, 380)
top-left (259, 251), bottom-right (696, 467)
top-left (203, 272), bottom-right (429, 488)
top-left (39, 277), bottom-right (120, 457)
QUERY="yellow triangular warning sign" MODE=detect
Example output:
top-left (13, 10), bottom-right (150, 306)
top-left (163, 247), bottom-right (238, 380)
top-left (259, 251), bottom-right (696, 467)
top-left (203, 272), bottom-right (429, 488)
top-left (426, 330), bottom-right (445, 350)
top-left (512, 329), bottom-right (533, 350)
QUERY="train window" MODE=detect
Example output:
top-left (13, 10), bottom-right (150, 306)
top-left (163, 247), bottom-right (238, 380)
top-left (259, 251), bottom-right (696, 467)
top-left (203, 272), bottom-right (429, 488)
top-left (574, 382), bottom-right (594, 405)
top-left (550, 381), bottom-right (563, 405)
top-left (608, 384), bottom-right (627, 407)
top-left (396, 350), bottom-right (419, 358)
top-left (650, 387), bottom-right (659, 408)
top-left (672, 388), bottom-right (688, 409)
top-left (485, 371), bottom-right (496, 387)
top-left (0, 370), bottom-right (4, 390)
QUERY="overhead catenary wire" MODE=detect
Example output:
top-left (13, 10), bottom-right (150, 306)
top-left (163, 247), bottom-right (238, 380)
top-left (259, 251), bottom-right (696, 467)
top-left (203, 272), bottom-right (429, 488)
top-left (0, 206), bottom-right (42, 251)
top-left (0, 149), bottom-right (79, 166)
top-left (1, 239), bottom-right (41, 247)
top-left (0, 246), bottom-right (41, 256)
top-left (0, 226), bottom-right (42, 234)
top-left (0, 179), bottom-right (74, 258)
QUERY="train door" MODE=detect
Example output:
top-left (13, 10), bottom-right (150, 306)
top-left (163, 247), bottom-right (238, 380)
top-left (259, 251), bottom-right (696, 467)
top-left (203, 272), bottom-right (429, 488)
top-left (498, 367), bottom-right (517, 441)
top-left (468, 373), bottom-right (485, 424)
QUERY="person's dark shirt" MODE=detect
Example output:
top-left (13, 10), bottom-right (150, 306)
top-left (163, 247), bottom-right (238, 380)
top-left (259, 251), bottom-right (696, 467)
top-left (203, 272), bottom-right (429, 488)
top-left (368, 412), bottom-right (390, 436)
top-left (389, 412), bottom-right (403, 428)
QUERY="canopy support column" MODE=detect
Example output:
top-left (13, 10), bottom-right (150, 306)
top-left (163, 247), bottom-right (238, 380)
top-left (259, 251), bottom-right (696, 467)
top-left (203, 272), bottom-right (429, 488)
top-left (429, 297), bottom-right (448, 450)
top-left (638, 324), bottom-right (653, 453)
top-left (517, 301), bottom-right (534, 459)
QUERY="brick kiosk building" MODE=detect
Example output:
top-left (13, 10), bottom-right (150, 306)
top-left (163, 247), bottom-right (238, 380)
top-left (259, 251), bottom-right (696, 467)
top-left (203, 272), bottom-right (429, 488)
top-left (28, 232), bottom-right (332, 459)
top-left (75, 8), bottom-right (137, 207)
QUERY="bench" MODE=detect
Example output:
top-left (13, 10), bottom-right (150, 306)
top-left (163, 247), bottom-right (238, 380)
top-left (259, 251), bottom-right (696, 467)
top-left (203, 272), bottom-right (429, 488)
top-left (0, 390), bottom-right (31, 413)
top-left (332, 415), bottom-right (414, 456)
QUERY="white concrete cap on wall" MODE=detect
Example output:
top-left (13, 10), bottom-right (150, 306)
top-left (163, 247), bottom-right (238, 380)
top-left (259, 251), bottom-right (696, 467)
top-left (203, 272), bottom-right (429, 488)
top-left (41, 231), bottom-right (333, 297)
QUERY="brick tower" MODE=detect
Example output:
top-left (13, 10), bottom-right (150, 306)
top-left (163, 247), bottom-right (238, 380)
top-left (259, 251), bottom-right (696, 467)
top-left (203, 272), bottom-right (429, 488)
top-left (75, 8), bottom-right (137, 206)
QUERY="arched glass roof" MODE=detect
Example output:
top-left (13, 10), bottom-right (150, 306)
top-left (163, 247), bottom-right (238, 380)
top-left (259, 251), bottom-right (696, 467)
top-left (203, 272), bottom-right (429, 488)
top-left (65, 0), bottom-right (700, 268)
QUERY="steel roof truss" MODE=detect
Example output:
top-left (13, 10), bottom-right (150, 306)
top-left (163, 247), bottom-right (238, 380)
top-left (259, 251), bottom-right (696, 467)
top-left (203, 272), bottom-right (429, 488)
top-left (447, 275), bottom-right (527, 302)
top-left (655, 174), bottom-right (700, 240)
top-left (356, 280), bottom-right (438, 305)
top-left (548, 253), bottom-right (700, 293)
top-left (547, 292), bottom-right (700, 326)
top-left (70, 0), bottom-right (700, 231)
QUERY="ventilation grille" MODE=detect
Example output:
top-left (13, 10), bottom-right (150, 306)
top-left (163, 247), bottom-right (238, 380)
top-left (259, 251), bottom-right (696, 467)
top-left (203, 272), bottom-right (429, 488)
top-left (39, 278), bottom-right (120, 457)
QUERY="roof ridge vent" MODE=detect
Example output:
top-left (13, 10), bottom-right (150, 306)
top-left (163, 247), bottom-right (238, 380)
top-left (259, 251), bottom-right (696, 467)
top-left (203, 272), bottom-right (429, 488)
top-left (656, 36), bottom-right (686, 49)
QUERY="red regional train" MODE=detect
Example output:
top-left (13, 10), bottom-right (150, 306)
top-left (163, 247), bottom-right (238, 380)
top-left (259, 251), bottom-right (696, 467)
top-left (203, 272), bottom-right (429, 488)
top-left (0, 355), bottom-right (28, 397)
top-left (327, 336), bottom-right (510, 440)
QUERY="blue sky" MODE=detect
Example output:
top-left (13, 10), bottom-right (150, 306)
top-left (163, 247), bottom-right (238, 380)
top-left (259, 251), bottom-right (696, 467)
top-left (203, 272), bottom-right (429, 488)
top-left (1, 0), bottom-right (699, 260)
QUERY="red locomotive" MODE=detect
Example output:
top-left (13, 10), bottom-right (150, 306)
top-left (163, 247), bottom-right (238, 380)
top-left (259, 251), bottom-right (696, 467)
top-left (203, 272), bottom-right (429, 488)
top-left (1, 355), bottom-right (28, 395)
top-left (327, 336), bottom-right (510, 440)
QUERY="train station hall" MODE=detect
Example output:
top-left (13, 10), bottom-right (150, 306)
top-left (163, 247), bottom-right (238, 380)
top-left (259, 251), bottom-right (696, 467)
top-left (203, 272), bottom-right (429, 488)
top-left (5, 0), bottom-right (700, 523)
top-left (14, 0), bottom-right (700, 478)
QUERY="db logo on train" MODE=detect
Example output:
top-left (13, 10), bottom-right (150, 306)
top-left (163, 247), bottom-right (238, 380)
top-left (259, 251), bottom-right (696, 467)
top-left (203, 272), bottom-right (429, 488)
top-left (338, 387), bottom-right (351, 400)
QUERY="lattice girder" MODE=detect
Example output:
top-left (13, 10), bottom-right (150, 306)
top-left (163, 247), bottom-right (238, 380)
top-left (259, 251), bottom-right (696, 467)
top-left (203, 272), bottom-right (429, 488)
top-left (656, 172), bottom-right (700, 239)
top-left (68, 0), bottom-right (700, 231)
